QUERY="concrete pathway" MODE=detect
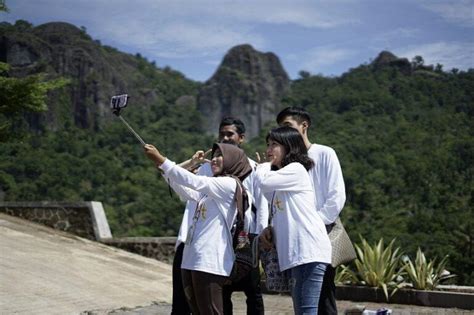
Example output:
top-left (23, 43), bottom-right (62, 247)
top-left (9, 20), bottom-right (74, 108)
top-left (0, 214), bottom-right (172, 314)
top-left (1, 213), bottom-right (472, 315)
top-left (86, 293), bottom-right (474, 315)
top-left (86, 292), bottom-right (474, 315)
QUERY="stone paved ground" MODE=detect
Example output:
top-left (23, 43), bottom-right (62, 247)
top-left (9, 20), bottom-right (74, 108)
top-left (89, 292), bottom-right (474, 315)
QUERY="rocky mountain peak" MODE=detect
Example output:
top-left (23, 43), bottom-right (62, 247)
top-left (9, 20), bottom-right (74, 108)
top-left (1, 21), bottom-right (157, 131)
top-left (197, 44), bottom-right (290, 138)
top-left (371, 50), bottom-right (411, 74)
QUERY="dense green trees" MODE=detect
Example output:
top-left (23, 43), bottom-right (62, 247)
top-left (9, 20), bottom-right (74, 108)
top-left (0, 62), bottom-right (68, 140)
top-left (0, 32), bottom-right (472, 284)
top-left (279, 64), bottom-right (473, 285)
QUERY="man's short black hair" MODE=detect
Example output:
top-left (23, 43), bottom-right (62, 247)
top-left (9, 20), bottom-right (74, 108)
top-left (276, 106), bottom-right (312, 127)
top-left (219, 116), bottom-right (246, 135)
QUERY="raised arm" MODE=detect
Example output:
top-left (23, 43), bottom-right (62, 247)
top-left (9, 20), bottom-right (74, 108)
top-left (177, 149), bottom-right (212, 172)
top-left (144, 144), bottom-right (236, 200)
top-left (255, 162), bottom-right (311, 193)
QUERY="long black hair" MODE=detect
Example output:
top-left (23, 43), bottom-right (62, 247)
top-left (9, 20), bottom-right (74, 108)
top-left (266, 126), bottom-right (314, 171)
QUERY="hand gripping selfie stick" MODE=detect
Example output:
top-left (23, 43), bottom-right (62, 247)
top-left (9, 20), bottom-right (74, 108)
top-left (110, 94), bottom-right (146, 145)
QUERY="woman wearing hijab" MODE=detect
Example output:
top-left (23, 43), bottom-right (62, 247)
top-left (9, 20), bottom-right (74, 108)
top-left (255, 126), bottom-right (332, 315)
top-left (144, 142), bottom-right (252, 315)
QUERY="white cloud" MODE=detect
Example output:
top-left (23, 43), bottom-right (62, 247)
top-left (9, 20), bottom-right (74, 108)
top-left (6, 0), bottom-right (471, 80)
top-left (294, 46), bottom-right (357, 74)
top-left (421, 0), bottom-right (474, 27)
top-left (89, 1), bottom-right (357, 58)
top-left (395, 41), bottom-right (474, 70)
top-left (96, 18), bottom-right (265, 58)
top-left (373, 27), bottom-right (421, 43)
top-left (201, 2), bottom-right (357, 28)
top-left (5, 0), bottom-right (357, 61)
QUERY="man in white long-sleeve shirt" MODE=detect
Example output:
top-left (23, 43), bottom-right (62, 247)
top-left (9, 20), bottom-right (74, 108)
top-left (276, 106), bottom-right (346, 315)
top-left (171, 117), bottom-right (267, 315)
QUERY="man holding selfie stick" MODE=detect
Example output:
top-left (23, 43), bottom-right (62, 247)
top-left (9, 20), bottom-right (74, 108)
top-left (171, 117), bottom-right (267, 315)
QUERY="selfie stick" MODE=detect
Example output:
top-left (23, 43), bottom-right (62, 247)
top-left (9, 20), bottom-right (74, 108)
top-left (115, 114), bottom-right (146, 145)
top-left (111, 94), bottom-right (146, 146)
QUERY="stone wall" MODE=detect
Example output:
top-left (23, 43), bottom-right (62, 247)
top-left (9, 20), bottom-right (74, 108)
top-left (0, 201), bottom-right (111, 241)
top-left (104, 237), bottom-right (176, 264)
top-left (0, 201), bottom-right (176, 263)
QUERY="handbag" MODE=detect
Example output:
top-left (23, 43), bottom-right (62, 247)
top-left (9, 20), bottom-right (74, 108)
top-left (327, 217), bottom-right (357, 267)
top-left (223, 180), bottom-right (254, 284)
top-left (254, 233), bottom-right (291, 292)
top-left (254, 192), bottom-right (291, 292)
top-left (228, 231), bottom-right (254, 283)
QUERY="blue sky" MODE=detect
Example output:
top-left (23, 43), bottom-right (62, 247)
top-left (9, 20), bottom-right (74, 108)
top-left (1, 0), bottom-right (473, 82)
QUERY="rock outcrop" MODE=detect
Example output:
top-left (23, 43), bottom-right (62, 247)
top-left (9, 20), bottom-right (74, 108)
top-left (371, 50), bottom-right (412, 75)
top-left (2, 22), bottom-right (292, 138)
top-left (1, 21), bottom-right (160, 131)
top-left (197, 44), bottom-right (290, 138)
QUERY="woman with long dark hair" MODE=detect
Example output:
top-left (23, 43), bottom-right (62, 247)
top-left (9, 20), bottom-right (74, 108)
top-left (256, 126), bottom-right (331, 314)
top-left (144, 142), bottom-right (251, 314)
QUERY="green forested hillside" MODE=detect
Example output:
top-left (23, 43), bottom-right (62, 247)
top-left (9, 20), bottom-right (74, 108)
top-left (1, 27), bottom-right (472, 284)
top-left (281, 64), bottom-right (474, 285)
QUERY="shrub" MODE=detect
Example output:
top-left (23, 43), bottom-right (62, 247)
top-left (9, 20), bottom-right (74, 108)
top-left (348, 237), bottom-right (405, 300)
top-left (402, 248), bottom-right (456, 290)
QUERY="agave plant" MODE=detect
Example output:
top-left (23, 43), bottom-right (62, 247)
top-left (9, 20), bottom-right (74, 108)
top-left (335, 264), bottom-right (353, 285)
top-left (347, 237), bottom-right (405, 300)
top-left (403, 248), bottom-right (456, 290)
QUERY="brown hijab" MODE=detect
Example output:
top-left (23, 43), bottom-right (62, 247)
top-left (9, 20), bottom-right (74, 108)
top-left (212, 143), bottom-right (252, 234)
top-left (212, 143), bottom-right (252, 182)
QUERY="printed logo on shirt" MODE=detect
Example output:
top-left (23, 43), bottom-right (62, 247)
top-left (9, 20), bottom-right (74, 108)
top-left (274, 197), bottom-right (284, 212)
top-left (200, 204), bottom-right (207, 219)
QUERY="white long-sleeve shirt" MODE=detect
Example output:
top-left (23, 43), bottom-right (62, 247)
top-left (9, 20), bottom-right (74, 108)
top-left (161, 159), bottom-right (237, 276)
top-left (255, 162), bottom-right (332, 271)
top-left (176, 158), bottom-right (268, 247)
top-left (308, 144), bottom-right (346, 225)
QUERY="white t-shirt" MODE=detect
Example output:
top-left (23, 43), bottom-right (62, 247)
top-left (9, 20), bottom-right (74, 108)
top-left (176, 158), bottom-right (268, 247)
top-left (255, 162), bottom-right (332, 271)
top-left (307, 144), bottom-right (346, 225)
top-left (161, 159), bottom-right (237, 276)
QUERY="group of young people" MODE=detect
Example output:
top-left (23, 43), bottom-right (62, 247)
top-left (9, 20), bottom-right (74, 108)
top-left (144, 106), bottom-right (346, 315)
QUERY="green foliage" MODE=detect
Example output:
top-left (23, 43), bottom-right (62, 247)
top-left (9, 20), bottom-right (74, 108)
top-left (0, 21), bottom-right (472, 286)
top-left (347, 237), bottom-right (405, 300)
top-left (0, 0), bottom-right (8, 12)
top-left (402, 248), bottom-right (456, 290)
top-left (283, 64), bottom-right (474, 285)
top-left (0, 103), bottom-right (212, 237)
top-left (335, 264), bottom-right (353, 285)
top-left (0, 63), bottom-right (68, 114)
top-left (0, 62), bottom-right (69, 140)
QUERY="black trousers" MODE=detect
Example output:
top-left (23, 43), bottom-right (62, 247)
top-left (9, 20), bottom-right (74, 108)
top-left (171, 242), bottom-right (191, 315)
top-left (317, 264), bottom-right (337, 315)
top-left (222, 264), bottom-right (264, 315)
top-left (182, 269), bottom-right (227, 315)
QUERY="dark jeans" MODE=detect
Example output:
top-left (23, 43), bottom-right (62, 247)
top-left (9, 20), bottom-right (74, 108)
top-left (223, 264), bottom-right (264, 315)
top-left (171, 242), bottom-right (191, 315)
top-left (317, 264), bottom-right (337, 315)
top-left (182, 269), bottom-right (227, 315)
